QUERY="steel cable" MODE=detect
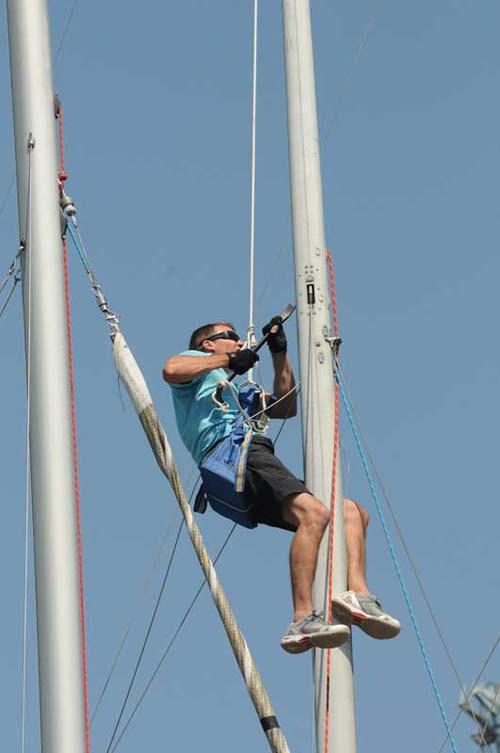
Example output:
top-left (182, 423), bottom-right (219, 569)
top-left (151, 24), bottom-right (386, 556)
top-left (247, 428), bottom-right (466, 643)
top-left (335, 366), bottom-right (483, 722)
top-left (436, 638), bottom-right (499, 753)
top-left (20, 141), bottom-right (33, 753)
top-left (336, 364), bottom-right (460, 753)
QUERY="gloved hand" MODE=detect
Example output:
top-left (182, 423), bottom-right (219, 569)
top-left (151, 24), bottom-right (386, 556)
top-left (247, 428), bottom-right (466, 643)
top-left (262, 316), bottom-right (287, 354)
top-left (227, 348), bottom-right (259, 375)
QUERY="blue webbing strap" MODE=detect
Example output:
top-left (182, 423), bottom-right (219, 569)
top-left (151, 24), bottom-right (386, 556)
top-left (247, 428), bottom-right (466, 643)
top-left (335, 364), bottom-right (459, 753)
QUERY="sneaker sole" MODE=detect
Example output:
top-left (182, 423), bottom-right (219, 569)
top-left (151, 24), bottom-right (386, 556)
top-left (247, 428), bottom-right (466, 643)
top-left (309, 625), bottom-right (350, 650)
top-left (281, 635), bottom-right (312, 654)
top-left (331, 597), bottom-right (400, 640)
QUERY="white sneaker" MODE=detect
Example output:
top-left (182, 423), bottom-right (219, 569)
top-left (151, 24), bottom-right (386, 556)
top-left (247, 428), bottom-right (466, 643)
top-left (331, 591), bottom-right (400, 639)
top-left (281, 611), bottom-right (350, 654)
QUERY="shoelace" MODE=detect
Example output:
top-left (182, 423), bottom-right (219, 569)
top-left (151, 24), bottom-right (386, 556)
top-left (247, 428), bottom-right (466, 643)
top-left (306, 610), bottom-right (325, 624)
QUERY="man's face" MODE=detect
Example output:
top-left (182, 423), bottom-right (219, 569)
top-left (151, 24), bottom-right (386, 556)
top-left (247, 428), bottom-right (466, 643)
top-left (201, 324), bottom-right (244, 355)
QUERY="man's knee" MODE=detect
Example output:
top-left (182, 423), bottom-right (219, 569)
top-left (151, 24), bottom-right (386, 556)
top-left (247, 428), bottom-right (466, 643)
top-left (344, 497), bottom-right (369, 530)
top-left (284, 492), bottom-right (330, 531)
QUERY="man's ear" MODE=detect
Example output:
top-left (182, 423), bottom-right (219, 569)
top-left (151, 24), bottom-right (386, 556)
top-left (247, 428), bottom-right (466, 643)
top-left (201, 340), bottom-right (214, 353)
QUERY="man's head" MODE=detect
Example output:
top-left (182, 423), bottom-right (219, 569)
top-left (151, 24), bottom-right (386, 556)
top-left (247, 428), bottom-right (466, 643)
top-left (189, 322), bottom-right (243, 355)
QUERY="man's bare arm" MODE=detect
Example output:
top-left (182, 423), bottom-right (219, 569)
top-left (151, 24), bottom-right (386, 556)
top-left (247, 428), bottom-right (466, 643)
top-left (266, 352), bottom-right (297, 418)
top-left (163, 354), bottom-right (229, 384)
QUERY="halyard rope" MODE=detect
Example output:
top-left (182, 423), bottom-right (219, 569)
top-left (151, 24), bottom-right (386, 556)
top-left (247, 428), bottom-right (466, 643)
top-left (247, 0), bottom-right (258, 355)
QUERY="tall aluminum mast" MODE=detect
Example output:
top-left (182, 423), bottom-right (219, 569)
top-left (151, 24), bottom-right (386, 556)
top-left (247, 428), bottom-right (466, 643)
top-left (7, 1), bottom-right (88, 751)
top-left (281, 1), bottom-right (357, 751)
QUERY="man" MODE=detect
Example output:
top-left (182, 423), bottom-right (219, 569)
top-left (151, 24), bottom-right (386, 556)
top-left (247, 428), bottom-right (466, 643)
top-left (163, 318), bottom-right (400, 654)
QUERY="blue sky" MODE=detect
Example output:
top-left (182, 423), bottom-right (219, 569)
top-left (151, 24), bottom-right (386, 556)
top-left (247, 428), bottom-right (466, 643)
top-left (0, 1), bottom-right (499, 752)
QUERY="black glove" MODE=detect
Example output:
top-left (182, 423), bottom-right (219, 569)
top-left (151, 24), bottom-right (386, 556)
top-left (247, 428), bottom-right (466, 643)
top-left (262, 316), bottom-right (287, 354)
top-left (227, 348), bottom-right (259, 375)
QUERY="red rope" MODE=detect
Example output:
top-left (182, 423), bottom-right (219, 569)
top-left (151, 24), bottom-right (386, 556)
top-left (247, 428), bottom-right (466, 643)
top-left (56, 104), bottom-right (68, 187)
top-left (323, 249), bottom-right (341, 753)
top-left (57, 104), bottom-right (91, 753)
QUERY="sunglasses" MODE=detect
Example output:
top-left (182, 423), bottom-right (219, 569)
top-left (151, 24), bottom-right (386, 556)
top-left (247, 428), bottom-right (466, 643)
top-left (201, 330), bottom-right (240, 346)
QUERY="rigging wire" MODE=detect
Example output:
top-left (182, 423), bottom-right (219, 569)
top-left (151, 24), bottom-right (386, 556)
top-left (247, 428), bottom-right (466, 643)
top-left (0, 276), bottom-right (20, 319)
top-left (257, 244), bottom-right (286, 308)
top-left (91, 466), bottom-right (199, 725)
top-left (109, 522), bottom-right (237, 753)
top-left (474, 685), bottom-right (500, 748)
top-left (104, 513), bottom-right (188, 753)
top-left (20, 142), bottom-right (33, 753)
top-left (322, 6), bottom-right (378, 145)
top-left (476, 684), bottom-right (500, 752)
top-left (0, 176), bottom-right (15, 227)
top-left (336, 363), bottom-right (460, 753)
top-left (90, 507), bottom-right (183, 725)
top-left (0, 249), bottom-right (22, 320)
top-left (336, 366), bottom-right (482, 720)
top-left (0, 248), bottom-right (21, 295)
top-left (54, 0), bottom-right (81, 62)
top-left (435, 637), bottom-right (499, 753)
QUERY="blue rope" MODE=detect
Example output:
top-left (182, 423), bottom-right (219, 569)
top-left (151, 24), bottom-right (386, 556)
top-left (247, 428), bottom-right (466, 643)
top-left (335, 365), bottom-right (459, 753)
top-left (66, 221), bottom-right (91, 275)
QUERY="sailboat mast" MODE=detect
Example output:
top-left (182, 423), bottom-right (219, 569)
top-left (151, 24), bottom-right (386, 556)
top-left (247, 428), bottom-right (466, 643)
top-left (7, 1), bottom-right (88, 751)
top-left (281, 2), bottom-right (356, 751)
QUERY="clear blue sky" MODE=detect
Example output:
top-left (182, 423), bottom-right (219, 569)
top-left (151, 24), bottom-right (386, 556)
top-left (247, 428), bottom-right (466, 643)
top-left (0, 1), bottom-right (498, 752)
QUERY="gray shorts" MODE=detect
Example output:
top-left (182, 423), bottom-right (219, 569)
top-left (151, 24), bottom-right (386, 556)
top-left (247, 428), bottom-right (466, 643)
top-left (244, 436), bottom-right (309, 532)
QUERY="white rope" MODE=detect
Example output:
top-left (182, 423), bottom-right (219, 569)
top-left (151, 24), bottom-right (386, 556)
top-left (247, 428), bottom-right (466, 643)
top-left (20, 144), bottom-right (33, 753)
top-left (247, 0), bottom-right (259, 370)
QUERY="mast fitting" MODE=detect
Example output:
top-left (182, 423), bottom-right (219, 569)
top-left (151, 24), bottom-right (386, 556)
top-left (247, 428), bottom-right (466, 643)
top-left (27, 133), bottom-right (35, 150)
top-left (325, 335), bottom-right (342, 357)
top-left (60, 189), bottom-right (76, 219)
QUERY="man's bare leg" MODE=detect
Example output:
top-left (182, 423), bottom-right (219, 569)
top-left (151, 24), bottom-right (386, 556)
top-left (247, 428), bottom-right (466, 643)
top-left (333, 498), bottom-right (401, 639)
top-left (281, 492), bottom-right (350, 653)
top-left (343, 498), bottom-right (370, 595)
top-left (282, 492), bottom-right (330, 622)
